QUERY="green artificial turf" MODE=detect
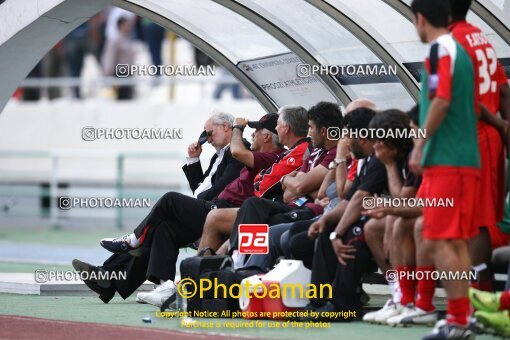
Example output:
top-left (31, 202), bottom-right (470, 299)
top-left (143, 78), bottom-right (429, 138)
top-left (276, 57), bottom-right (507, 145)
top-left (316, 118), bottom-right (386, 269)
top-left (0, 227), bottom-right (120, 247)
top-left (0, 262), bottom-right (73, 273)
top-left (0, 294), bottom-right (501, 340)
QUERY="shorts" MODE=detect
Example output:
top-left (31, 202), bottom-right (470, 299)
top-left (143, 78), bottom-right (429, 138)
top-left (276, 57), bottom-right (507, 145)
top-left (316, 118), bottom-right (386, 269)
top-left (476, 123), bottom-right (505, 227)
top-left (419, 166), bottom-right (480, 240)
top-left (487, 224), bottom-right (510, 249)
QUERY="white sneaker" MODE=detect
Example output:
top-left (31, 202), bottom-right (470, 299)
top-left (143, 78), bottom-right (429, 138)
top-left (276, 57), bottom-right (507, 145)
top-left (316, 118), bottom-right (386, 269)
top-left (363, 299), bottom-right (400, 323)
top-left (136, 284), bottom-right (158, 304)
top-left (423, 319), bottom-right (474, 339)
top-left (374, 300), bottom-right (405, 324)
top-left (135, 296), bottom-right (147, 304)
top-left (136, 280), bottom-right (176, 308)
top-left (386, 304), bottom-right (438, 327)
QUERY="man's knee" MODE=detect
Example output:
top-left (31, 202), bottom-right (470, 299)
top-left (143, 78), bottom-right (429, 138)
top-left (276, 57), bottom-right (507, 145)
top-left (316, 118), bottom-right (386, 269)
top-left (204, 209), bottom-right (223, 232)
top-left (241, 196), bottom-right (262, 209)
top-left (154, 191), bottom-right (181, 211)
top-left (205, 208), bottom-right (235, 234)
top-left (364, 218), bottom-right (384, 241)
top-left (420, 239), bottom-right (434, 254)
top-left (393, 217), bottom-right (414, 242)
top-left (161, 191), bottom-right (181, 203)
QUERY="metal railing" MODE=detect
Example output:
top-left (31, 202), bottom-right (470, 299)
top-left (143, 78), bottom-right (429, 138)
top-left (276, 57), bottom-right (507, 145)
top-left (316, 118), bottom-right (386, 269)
top-left (16, 75), bottom-right (244, 101)
top-left (19, 76), bottom-right (229, 87)
top-left (0, 150), bottom-right (187, 229)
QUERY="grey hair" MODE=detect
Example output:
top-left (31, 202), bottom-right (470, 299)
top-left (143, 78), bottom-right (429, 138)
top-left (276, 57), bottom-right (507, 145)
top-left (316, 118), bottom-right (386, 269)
top-left (210, 111), bottom-right (234, 127)
top-left (263, 128), bottom-right (283, 149)
top-left (278, 105), bottom-right (308, 137)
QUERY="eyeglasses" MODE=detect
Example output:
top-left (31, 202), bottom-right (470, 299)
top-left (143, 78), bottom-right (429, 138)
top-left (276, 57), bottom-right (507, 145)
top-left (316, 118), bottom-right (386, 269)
top-left (198, 130), bottom-right (213, 145)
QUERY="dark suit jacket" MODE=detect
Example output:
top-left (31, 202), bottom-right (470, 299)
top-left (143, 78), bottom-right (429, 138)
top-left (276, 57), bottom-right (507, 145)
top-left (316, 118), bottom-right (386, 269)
top-left (182, 140), bottom-right (250, 201)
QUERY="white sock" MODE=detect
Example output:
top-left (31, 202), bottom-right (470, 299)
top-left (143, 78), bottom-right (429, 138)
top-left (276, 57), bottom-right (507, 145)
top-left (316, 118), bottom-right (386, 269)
top-left (232, 250), bottom-right (245, 269)
top-left (390, 281), bottom-right (402, 304)
top-left (159, 279), bottom-right (175, 288)
top-left (128, 233), bottom-right (139, 247)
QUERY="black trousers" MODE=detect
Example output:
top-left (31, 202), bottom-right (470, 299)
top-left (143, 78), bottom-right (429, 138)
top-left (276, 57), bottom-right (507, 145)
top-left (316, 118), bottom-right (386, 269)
top-left (229, 196), bottom-right (316, 251)
top-left (506, 261), bottom-right (510, 291)
top-left (102, 192), bottom-right (234, 299)
top-left (310, 219), bottom-right (372, 309)
top-left (288, 219), bottom-right (317, 269)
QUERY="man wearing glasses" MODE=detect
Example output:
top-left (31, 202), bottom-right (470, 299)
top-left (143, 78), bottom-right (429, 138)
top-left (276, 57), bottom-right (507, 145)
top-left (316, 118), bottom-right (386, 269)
top-left (183, 112), bottom-right (246, 201)
top-left (72, 107), bottom-right (309, 307)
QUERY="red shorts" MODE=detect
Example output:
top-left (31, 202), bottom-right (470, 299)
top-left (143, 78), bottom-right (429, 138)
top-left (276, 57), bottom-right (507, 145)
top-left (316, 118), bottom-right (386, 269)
top-left (476, 123), bottom-right (505, 227)
top-left (419, 166), bottom-right (480, 240)
top-left (487, 224), bottom-right (510, 249)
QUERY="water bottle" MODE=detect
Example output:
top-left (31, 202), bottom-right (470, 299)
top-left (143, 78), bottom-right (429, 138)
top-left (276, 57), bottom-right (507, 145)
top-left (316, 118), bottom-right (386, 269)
top-left (175, 281), bottom-right (187, 312)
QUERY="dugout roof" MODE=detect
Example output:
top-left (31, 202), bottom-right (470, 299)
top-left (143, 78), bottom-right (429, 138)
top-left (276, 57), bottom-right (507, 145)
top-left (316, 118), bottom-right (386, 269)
top-left (0, 0), bottom-right (509, 112)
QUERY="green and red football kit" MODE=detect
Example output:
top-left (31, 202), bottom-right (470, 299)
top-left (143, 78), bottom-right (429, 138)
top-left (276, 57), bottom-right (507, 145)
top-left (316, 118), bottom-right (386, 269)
top-left (450, 21), bottom-right (507, 228)
top-left (418, 33), bottom-right (481, 240)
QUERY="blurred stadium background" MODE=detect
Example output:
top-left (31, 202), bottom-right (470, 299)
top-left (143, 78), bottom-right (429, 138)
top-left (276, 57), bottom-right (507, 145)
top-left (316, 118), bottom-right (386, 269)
top-left (0, 0), bottom-right (508, 338)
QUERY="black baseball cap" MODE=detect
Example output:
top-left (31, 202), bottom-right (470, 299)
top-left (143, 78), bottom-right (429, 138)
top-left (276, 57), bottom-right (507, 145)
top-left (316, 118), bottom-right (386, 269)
top-left (247, 113), bottom-right (278, 134)
top-left (198, 130), bottom-right (209, 145)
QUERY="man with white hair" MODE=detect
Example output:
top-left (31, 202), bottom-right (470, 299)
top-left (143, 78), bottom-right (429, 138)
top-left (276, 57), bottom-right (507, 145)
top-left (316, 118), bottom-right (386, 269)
top-left (99, 111), bottom-right (243, 255)
top-left (183, 111), bottom-right (244, 201)
top-left (196, 104), bottom-right (312, 254)
top-left (136, 105), bottom-right (311, 308)
top-left (72, 107), bottom-right (309, 306)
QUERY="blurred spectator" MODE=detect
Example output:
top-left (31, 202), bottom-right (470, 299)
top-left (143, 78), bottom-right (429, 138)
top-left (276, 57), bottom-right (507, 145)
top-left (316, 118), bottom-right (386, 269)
top-left (21, 41), bottom-right (67, 101)
top-left (88, 10), bottom-right (108, 63)
top-left (105, 7), bottom-right (136, 40)
top-left (141, 19), bottom-right (165, 75)
top-left (22, 62), bottom-right (43, 101)
top-left (63, 23), bottom-right (89, 98)
top-left (214, 67), bottom-right (242, 100)
top-left (194, 47), bottom-right (214, 67)
top-left (101, 17), bottom-right (135, 100)
top-left (41, 41), bottom-right (67, 99)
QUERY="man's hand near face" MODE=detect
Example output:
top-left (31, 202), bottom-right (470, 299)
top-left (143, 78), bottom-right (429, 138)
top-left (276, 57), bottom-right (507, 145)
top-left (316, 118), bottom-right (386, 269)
top-left (336, 138), bottom-right (351, 160)
top-left (374, 141), bottom-right (398, 166)
top-left (233, 118), bottom-right (249, 128)
top-left (188, 142), bottom-right (202, 158)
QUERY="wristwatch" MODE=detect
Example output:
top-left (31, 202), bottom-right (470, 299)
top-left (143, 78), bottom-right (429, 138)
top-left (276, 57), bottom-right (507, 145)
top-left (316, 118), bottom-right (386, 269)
top-left (232, 125), bottom-right (245, 132)
top-left (328, 157), bottom-right (347, 170)
top-left (329, 231), bottom-right (342, 240)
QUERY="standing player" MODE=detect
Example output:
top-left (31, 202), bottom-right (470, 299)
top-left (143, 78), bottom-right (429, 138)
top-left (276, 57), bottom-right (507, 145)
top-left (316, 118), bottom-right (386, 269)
top-left (449, 0), bottom-right (510, 292)
top-left (409, 0), bottom-right (481, 338)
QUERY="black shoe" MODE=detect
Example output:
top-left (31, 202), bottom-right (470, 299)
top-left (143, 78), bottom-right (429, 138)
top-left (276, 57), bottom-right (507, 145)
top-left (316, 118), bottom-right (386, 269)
top-left (360, 288), bottom-right (370, 306)
top-left (72, 259), bottom-right (115, 303)
top-left (422, 320), bottom-right (475, 339)
top-left (160, 293), bottom-right (178, 312)
top-left (72, 259), bottom-right (111, 288)
top-left (468, 316), bottom-right (486, 335)
top-left (297, 301), bottom-right (319, 321)
top-left (100, 235), bottom-right (140, 255)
